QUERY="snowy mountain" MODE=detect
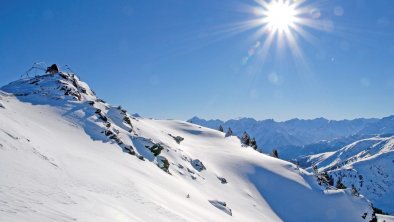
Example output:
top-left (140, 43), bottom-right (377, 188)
top-left (0, 72), bottom-right (376, 221)
top-left (301, 136), bottom-right (394, 215)
top-left (188, 116), bottom-right (394, 159)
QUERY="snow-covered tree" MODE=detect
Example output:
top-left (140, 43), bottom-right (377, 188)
top-left (241, 131), bottom-right (250, 145)
top-left (249, 137), bottom-right (258, 150)
top-left (218, 125), bottom-right (224, 132)
top-left (225, 128), bottom-right (233, 137)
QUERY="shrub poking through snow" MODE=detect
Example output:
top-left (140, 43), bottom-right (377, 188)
top-left (149, 143), bottom-right (164, 156)
top-left (191, 159), bottom-right (206, 171)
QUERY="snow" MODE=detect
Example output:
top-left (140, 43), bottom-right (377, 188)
top-left (0, 72), bottom-right (375, 221)
top-left (307, 136), bottom-right (394, 214)
top-left (377, 214), bottom-right (394, 222)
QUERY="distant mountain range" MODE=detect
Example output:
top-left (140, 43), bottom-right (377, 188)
top-left (188, 116), bottom-right (394, 159)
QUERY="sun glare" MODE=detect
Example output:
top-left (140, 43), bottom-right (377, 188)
top-left (215, 0), bottom-right (328, 63)
top-left (264, 1), bottom-right (297, 32)
top-left (237, 0), bottom-right (326, 61)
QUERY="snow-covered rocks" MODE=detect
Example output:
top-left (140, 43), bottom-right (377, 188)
top-left (191, 159), bottom-right (206, 171)
top-left (209, 200), bottom-right (232, 216)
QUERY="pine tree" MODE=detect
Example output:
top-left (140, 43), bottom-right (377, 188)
top-left (225, 128), bottom-right (233, 137)
top-left (249, 138), bottom-right (258, 150)
top-left (272, 149), bottom-right (279, 158)
top-left (218, 125), bottom-right (224, 132)
top-left (241, 131), bottom-right (250, 145)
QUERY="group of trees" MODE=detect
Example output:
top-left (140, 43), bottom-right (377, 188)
top-left (218, 125), bottom-right (234, 138)
top-left (217, 125), bottom-right (281, 159)
top-left (241, 131), bottom-right (258, 150)
top-left (218, 125), bottom-right (258, 150)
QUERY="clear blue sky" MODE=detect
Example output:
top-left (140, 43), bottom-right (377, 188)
top-left (1, 0), bottom-right (394, 121)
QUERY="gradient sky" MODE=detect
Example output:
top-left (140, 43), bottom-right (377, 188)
top-left (1, 0), bottom-right (394, 121)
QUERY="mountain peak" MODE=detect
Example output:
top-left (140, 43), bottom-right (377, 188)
top-left (1, 72), bottom-right (97, 103)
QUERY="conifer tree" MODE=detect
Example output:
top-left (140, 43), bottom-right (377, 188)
top-left (225, 128), bottom-right (233, 137)
top-left (250, 137), bottom-right (258, 150)
top-left (218, 125), bottom-right (224, 132)
top-left (241, 131), bottom-right (250, 145)
top-left (272, 149), bottom-right (279, 158)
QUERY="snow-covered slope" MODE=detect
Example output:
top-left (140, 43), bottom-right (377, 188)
top-left (0, 72), bottom-right (375, 221)
top-left (305, 136), bottom-right (394, 214)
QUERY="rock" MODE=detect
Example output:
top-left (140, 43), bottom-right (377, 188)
top-left (209, 200), bottom-right (232, 216)
top-left (217, 176), bottom-right (228, 184)
top-left (191, 159), bottom-right (206, 171)
top-left (123, 116), bottom-right (132, 126)
top-left (169, 134), bottom-right (184, 144)
top-left (124, 145), bottom-right (136, 155)
top-left (149, 143), bottom-right (164, 156)
top-left (157, 156), bottom-right (170, 173)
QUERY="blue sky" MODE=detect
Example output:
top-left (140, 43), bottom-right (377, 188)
top-left (1, 0), bottom-right (394, 121)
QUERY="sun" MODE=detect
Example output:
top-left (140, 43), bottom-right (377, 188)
top-left (239, 0), bottom-right (324, 60)
top-left (214, 0), bottom-right (325, 62)
top-left (264, 1), bottom-right (297, 32)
